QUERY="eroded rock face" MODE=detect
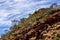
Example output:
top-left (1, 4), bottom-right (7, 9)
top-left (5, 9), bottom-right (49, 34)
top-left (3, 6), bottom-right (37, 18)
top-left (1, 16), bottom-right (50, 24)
top-left (13, 12), bottom-right (60, 40)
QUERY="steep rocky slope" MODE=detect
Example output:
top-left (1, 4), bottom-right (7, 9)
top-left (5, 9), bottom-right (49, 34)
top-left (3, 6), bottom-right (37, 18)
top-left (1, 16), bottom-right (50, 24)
top-left (0, 8), bottom-right (60, 40)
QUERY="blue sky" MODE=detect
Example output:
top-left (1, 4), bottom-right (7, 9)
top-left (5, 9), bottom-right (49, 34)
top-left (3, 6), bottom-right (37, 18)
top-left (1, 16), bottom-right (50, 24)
top-left (0, 0), bottom-right (60, 36)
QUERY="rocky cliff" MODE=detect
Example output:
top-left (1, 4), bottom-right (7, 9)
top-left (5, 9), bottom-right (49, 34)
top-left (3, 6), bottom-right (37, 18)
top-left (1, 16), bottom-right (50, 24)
top-left (0, 8), bottom-right (60, 40)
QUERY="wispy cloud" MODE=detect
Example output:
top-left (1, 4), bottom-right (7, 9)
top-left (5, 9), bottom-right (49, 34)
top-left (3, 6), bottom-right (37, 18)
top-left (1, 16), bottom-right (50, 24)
top-left (0, 0), bottom-right (60, 35)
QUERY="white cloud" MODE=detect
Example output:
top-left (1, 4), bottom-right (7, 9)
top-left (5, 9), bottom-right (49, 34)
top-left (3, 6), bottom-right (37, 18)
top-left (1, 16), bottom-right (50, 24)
top-left (0, 10), bottom-right (9, 17)
top-left (0, 0), bottom-right (6, 2)
top-left (0, 0), bottom-right (50, 20)
top-left (0, 21), bottom-right (12, 26)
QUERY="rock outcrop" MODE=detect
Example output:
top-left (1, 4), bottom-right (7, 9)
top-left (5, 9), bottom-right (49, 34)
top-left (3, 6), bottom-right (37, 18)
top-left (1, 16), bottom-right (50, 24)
top-left (0, 8), bottom-right (60, 40)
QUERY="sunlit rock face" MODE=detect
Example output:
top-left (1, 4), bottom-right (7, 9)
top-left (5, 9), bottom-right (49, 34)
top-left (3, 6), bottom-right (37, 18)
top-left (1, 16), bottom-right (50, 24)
top-left (52, 3), bottom-right (60, 8)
